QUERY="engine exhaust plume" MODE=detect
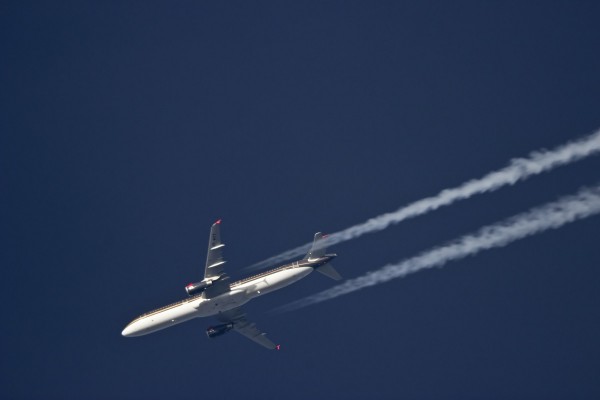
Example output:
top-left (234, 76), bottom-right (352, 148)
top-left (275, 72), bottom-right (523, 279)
top-left (274, 184), bottom-right (600, 313)
top-left (248, 128), bottom-right (600, 271)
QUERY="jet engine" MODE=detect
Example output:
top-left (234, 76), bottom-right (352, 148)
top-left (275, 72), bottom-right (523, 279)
top-left (185, 280), bottom-right (212, 296)
top-left (206, 323), bottom-right (234, 338)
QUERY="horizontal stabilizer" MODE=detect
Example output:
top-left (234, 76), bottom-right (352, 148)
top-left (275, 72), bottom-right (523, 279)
top-left (316, 263), bottom-right (342, 281)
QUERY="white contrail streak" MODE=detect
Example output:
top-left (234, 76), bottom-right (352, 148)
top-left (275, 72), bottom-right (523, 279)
top-left (247, 128), bottom-right (600, 271)
top-left (274, 184), bottom-right (600, 313)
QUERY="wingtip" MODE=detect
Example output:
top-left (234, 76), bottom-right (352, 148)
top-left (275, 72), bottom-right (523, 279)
top-left (214, 219), bottom-right (222, 225)
top-left (275, 344), bottom-right (281, 351)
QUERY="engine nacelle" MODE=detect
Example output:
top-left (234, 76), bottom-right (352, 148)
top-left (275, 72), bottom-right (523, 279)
top-left (185, 280), bottom-right (212, 296)
top-left (206, 323), bottom-right (234, 338)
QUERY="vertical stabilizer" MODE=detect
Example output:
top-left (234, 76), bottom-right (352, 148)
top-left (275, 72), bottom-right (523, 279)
top-left (304, 232), bottom-right (327, 260)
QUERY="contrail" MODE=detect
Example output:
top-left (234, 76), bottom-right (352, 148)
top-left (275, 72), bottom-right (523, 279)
top-left (274, 184), bottom-right (600, 313)
top-left (247, 129), bottom-right (600, 271)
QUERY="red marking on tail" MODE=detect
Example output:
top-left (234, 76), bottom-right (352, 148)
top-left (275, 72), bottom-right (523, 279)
top-left (215, 219), bottom-right (222, 225)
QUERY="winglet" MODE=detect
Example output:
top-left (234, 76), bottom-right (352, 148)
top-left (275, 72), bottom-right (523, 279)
top-left (214, 219), bottom-right (222, 225)
top-left (276, 344), bottom-right (281, 351)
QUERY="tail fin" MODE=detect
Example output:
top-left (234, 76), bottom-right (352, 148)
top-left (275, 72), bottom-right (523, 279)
top-left (304, 232), bottom-right (327, 260)
top-left (304, 232), bottom-right (342, 280)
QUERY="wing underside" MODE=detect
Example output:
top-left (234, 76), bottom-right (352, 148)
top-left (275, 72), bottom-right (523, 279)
top-left (202, 220), bottom-right (230, 298)
top-left (217, 308), bottom-right (278, 350)
top-left (204, 220), bottom-right (226, 280)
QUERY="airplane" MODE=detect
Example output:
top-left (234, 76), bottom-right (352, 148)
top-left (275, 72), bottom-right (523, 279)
top-left (121, 220), bottom-right (341, 350)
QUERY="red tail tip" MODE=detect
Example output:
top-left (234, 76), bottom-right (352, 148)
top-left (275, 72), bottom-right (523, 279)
top-left (215, 219), bottom-right (222, 225)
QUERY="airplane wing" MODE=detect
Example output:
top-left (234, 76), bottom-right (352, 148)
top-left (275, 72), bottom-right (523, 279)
top-left (217, 308), bottom-right (279, 350)
top-left (202, 220), bottom-right (230, 298)
top-left (204, 219), bottom-right (226, 279)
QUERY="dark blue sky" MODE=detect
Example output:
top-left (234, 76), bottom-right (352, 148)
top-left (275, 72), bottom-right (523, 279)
top-left (2, 2), bottom-right (600, 399)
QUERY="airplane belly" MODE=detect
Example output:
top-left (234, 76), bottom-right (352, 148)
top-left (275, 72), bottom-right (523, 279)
top-left (195, 290), bottom-right (250, 316)
top-left (236, 267), bottom-right (314, 299)
top-left (263, 267), bottom-right (312, 293)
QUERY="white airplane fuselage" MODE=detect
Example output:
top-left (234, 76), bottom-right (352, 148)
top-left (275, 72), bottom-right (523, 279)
top-left (122, 263), bottom-right (316, 337)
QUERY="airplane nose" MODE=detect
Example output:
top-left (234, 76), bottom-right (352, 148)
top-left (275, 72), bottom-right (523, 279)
top-left (122, 325), bottom-right (134, 337)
